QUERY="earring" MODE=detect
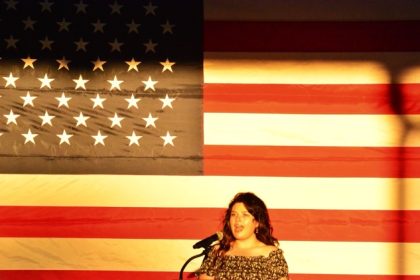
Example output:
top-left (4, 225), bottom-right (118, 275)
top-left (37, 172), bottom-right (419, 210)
top-left (255, 227), bottom-right (259, 234)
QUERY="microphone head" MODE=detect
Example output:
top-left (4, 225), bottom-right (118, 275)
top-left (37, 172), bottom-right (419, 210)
top-left (192, 231), bottom-right (224, 249)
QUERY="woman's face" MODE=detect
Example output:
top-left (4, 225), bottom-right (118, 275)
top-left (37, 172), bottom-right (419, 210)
top-left (229, 202), bottom-right (259, 241)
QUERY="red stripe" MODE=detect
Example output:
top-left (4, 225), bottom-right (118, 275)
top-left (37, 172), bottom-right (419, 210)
top-left (204, 83), bottom-right (420, 114)
top-left (204, 21), bottom-right (420, 52)
top-left (1, 271), bottom-right (419, 280)
top-left (271, 210), bottom-right (420, 242)
top-left (204, 145), bottom-right (420, 178)
top-left (0, 206), bottom-right (223, 240)
top-left (0, 271), bottom-right (187, 280)
top-left (1, 206), bottom-right (420, 242)
top-left (292, 275), bottom-right (420, 280)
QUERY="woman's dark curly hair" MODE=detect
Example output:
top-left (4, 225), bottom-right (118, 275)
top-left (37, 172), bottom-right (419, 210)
top-left (217, 192), bottom-right (278, 254)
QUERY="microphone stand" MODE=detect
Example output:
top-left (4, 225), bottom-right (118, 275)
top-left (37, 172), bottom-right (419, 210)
top-left (179, 246), bottom-right (211, 280)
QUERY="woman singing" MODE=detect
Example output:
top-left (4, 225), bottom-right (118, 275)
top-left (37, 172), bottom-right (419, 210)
top-left (197, 192), bottom-right (289, 280)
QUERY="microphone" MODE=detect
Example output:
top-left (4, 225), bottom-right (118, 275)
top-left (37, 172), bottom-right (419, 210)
top-left (193, 232), bottom-right (223, 249)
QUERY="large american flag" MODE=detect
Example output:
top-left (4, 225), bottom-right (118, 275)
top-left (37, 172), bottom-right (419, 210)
top-left (1, 0), bottom-right (420, 279)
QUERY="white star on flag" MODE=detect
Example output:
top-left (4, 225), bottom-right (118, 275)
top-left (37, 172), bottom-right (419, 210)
top-left (56, 92), bottom-right (71, 108)
top-left (126, 20), bottom-right (140, 33)
top-left (5, 35), bottom-right (19, 49)
top-left (109, 1), bottom-right (123, 14)
top-left (92, 20), bottom-right (106, 33)
top-left (23, 17), bottom-right (36, 30)
top-left (73, 74), bottom-right (89, 89)
top-left (4, 109), bottom-right (20, 125)
top-left (39, 0), bottom-right (54, 12)
top-left (39, 110), bottom-right (55, 126)
top-left (125, 94), bottom-right (141, 109)
top-left (161, 20), bottom-right (175, 34)
top-left (74, 0), bottom-right (88, 14)
top-left (160, 58), bottom-right (175, 72)
top-left (21, 56), bottom-right (37, 69)
top-left (126, 131), bottom-right (142, 146)
top-left (22, 129), bottom-right (38, 144)
top-left (56, 56), bottom-right (71, 70)
top-left (143, 39), bottom-right (157, 53)
top-left (107, 75), bottom-right (123, 91)
top-left (90, 94), bottom-right (106, 108)
top-left (161, 131), bottom-right (177, 146)
top-left (144, 1), bottom-right (157, 15)
top-left (57, 130), bottom-right (73, 145)
top-left (92, 130), bottom-right (108, 146)
top-left (20, 91), bottom-right (37, 107)
top-left (108, 38), bottom-right (124, 52)
top-left (3, 72), bottom-right (19, 88)
top-left (5, 0), bottom-right (18, 10)
top-left (109, 113), bottom-right (124, 128)
top-left (92, 57), bottom-right (106, 71)
top-left (38, 73), bottom-right (54, 89)
top-left (39, 36), bottom-right (54, 50)
top-left (74, 38), bottom-right (89, 52)
top-left (57, 19), bottom-right (71, 32)
top-left (142, 113), bottom-right (158, 128)
top-left (74, 112), bottom-right (90, 127)
top-left (142, 76), bottom-right (158, 91)
top-left (159, 94), bottom-right (175, 109)
top-left (125, 58), bottom-right (141, 72)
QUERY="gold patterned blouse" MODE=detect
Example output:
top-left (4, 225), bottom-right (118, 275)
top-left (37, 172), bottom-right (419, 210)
top-left (197, 247), bottom-right (289, 280)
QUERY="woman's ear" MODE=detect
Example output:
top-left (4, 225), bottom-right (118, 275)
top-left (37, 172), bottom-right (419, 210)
top-left (254, 221), bottom-right (260, 231)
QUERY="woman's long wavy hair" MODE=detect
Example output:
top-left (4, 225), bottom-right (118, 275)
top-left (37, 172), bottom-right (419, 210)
top-left (217, 192), bottom-right (278, 255)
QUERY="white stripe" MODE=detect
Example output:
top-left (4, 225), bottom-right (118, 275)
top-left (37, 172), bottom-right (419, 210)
top-left (282, 241), bottom-right (420, 275)
top-left (1, 175), bottom-right (420, 210)
top-left (204, 52), bottom-right (420, 84)
top-left (204, 0), bottom-right (420, 21)
top-left (0, 238), bottom-right (419, 275)
top-left (0, 238), bottom-right (200, 272)
top-left (204, 113), bottom-right (420, 147)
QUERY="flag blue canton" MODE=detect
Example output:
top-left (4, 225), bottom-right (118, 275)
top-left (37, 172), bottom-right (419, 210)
top-left (0, 0), bottom-right (203, 174)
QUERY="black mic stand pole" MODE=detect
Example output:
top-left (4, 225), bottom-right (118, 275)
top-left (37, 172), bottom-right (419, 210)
top-left (179, 246), bottom-right (211, 280)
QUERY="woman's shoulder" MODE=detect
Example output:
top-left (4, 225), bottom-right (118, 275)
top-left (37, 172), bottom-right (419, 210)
top-left (268, 245), bottom-right (282, 254)
top-left (254, 244), bottom-right (280, 258)
top-left (207, 244), bottom-right (220, 256)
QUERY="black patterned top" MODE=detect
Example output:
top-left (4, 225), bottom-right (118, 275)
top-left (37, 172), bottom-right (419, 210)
top-left (197, 247), bottom-right (289, 280)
